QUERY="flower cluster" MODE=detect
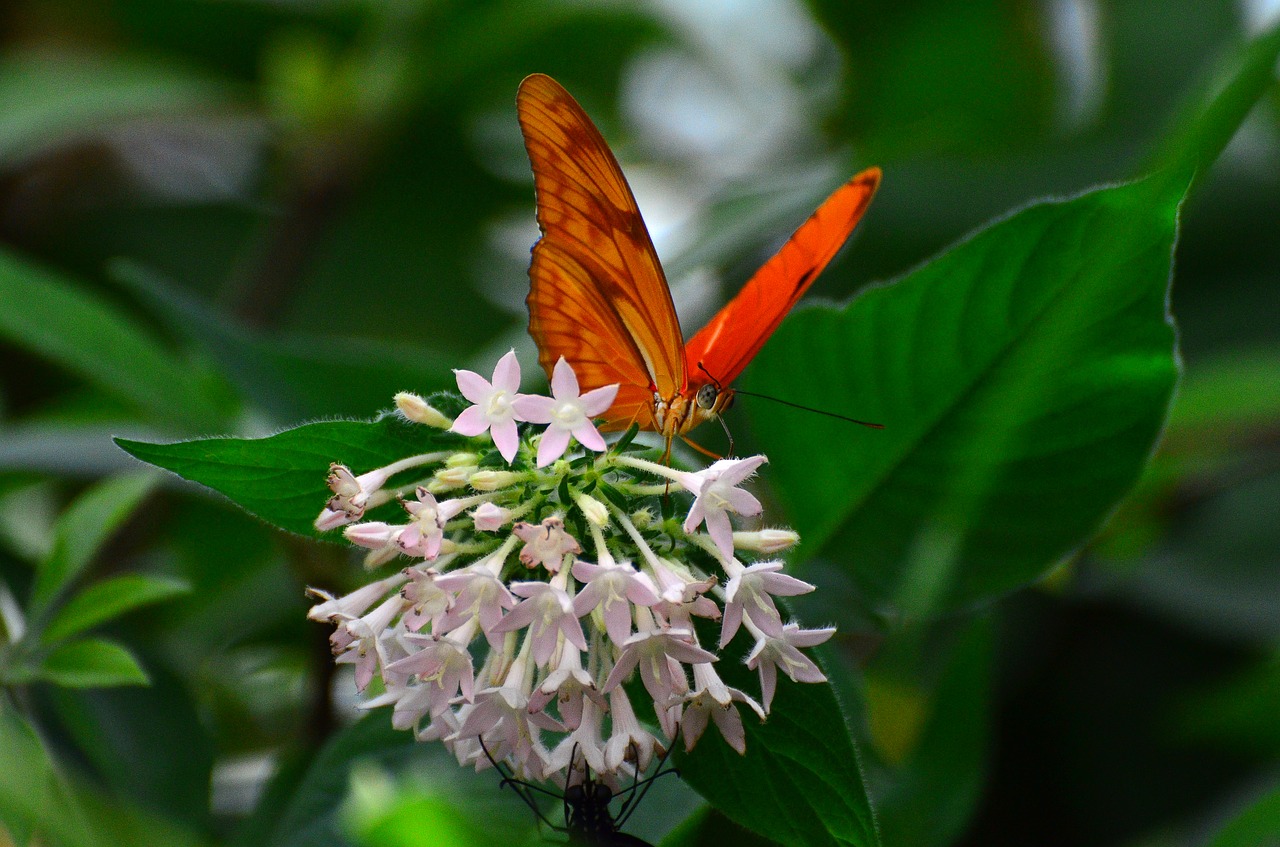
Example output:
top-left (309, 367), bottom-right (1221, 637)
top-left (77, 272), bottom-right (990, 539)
top-left (307, 352), bottom-right (834, 784)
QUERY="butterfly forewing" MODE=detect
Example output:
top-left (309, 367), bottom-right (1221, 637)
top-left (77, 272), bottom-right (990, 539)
top-left (518, 74), bottom-right (686, 428)
top-left (684, 167), bottom-right (881, 388)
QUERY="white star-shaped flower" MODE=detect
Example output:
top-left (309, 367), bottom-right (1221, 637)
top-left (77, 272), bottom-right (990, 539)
top-left (745, 623), bottom-right (834, 711)
top-left (511, 357), bottom-right (618, 467)
top-left (450, 350), bottom-right (523, 463)
top-left (672, 455), bottom-right (767, 556)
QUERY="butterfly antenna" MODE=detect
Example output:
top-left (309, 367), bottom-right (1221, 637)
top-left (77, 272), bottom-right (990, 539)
top-left (614, 734), bottom-right (681, 828)
top-left (480, 738), bottom-right (562, 831)
top-left (731, 388), bottom-right (884, 429)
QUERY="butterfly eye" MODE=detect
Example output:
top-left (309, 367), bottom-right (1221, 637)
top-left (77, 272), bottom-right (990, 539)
top-left (696, 384), bottom-right (719, 410)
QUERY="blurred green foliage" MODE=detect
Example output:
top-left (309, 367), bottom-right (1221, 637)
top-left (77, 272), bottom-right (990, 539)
top-left (1, 1), bottom-right (1277, 846)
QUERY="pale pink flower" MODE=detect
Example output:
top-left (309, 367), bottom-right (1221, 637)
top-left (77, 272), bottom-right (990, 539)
top-left (400, 566), bottom-right (451, 632)
top-left (513, 516), bottom-right (581, 572)
top-left (571, 560), bottom-right (660, 645)
top-left (544, 696), bottom-right (606, 777)
top-left (459, 676), bottom-right (565, 767)
top-left (602, 628), bottom-right (717, 706)
top-left (528, 644), bottom-right (602, 730)
top-left (343, 521), bottom-right (404, 567)
top-left (385, 632), bottom-right (476, 717)
top-left (320, 453), bottom-right (441, 526)
top-left (306, 571), bottom-right (408, 622)
top-left (435, 564), bottom-right (516, 649)
top-left (491, 581), bottom-right (587, 666)
top-left (679, 662), bottom-right (765, 754)
top-left (450, 350), bottom-right (523, 463)
top-left (399, 487), bottom-right (466, 560)
top-left (511, 357), bottom-right (618, 467)
top-left (333, 594), bottom-right (403, 691)
top-left (672, 456), bottom-right (766, 556)
top-left (603, 686), bottom-right (660, 773)
top-left (471, 502), bottom-right (512, 532)
top-left (649, 560), bottom-right (720, 626)
top-left (746, 623), bottom-right (834, 711)
top-left (721, 561), bottom-right (815, 646)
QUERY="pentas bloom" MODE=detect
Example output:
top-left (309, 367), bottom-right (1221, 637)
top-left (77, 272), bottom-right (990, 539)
top-left (307, 352), bottom-right (833, 784)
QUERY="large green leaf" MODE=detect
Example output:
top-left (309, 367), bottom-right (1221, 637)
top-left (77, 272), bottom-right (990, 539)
top-left (116, 412), bottom-right (466, 539)
top-left (676, 645), bottom-right (880, 847)
top-left (742, 175), bottom-right (1183, 616)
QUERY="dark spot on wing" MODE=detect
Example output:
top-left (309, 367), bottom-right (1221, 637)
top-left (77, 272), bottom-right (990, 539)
top-left (792, 266), bottom-right (817, 297)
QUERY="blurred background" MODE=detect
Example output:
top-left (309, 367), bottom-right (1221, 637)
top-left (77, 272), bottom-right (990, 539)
top-left (0, 1), bottom-right (1277, 846)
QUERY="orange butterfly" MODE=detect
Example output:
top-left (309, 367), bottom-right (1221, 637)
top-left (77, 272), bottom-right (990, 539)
top-left (517, 73), bottom-right (880, 455)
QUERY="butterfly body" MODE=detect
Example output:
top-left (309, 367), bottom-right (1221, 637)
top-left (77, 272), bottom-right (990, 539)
top-left (517, 73), bottom-right (880, 447)
top-left (564, 780), bottom-right (654, 847)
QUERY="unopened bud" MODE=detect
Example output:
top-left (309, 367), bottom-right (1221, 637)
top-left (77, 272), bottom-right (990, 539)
top-left (472, 502), bottom-right (512, 531)
top-left (630, 508), bottom-right (654, 530)
top-left (445, 452), bottom-right (481, 469)
top-left (427, 465), bottom-right (473, 493)
top-left (394, 392), bottom-right (452, 429)
top-left (575, 493), bottom-right (610, 527)
top-left (315, 507), bottom-right (353, 532)
top-left (732, 529), bottom-right (800, 554)
top-left (469, 470), bottom-right (523, 491)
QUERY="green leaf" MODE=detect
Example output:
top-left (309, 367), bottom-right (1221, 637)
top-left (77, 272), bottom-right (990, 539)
top-left (37, 638), bottom-right (150, 688)
top-left (30, 471), bottom-right (160, 618)
top-left (42, 574), bottom-right (190, 643)
top-left (116, 413), bottom-right (465, 539)
top-left (676, 646), bottom-right (879, 847)
top-left (0, 247), bottom-right (231, 429)
top-left (743, 176), bottom-right (1183, 616)
top-left (1206, 785), bottom-right (1280, 847)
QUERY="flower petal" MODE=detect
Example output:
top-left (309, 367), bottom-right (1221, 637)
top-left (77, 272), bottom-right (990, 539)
top-left (489, 417), bottom-right (519, 463)
top-left (579, 384), bottom-right (619, 417)
top-left (454, 369), bottom-right (491, 404)
top-left (450, 405), bottom-right (491, 437)
top-left (511, 394), bottom-right (555, 424)
top-left (571, 421), bottom-right (607, 452)
top-left (550, 356), bottom-right (579, 399)
top-left (492, 350), bottom-right (521, 393)
top-left (536, 426), bottom-right (572, 467)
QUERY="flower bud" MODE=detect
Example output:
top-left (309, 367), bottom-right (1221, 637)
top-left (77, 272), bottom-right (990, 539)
top-left (630, 508), bottom-right (654, 530)
top-left (428, 465), bottom-right (474, 493)
top-left (445, 452), bottom-right (481, 468)
top-left (469, 470), bottom-right (523, 491)
top-left (472, 502), bottom-right (512, 532)
top-left (315, 507), bottom-right (353, 532)
top-left (395, 392), bottom-right (453, 429)
top-left (575, 493), bottom-right (610, 527)
top-left (731, 529), bottom-right (800, 554)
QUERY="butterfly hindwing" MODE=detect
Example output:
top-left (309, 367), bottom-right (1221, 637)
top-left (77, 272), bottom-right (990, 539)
top-left (684, 167), bottom-right (881, 388)
top-left (518, 73), bottom-right (686, 429)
